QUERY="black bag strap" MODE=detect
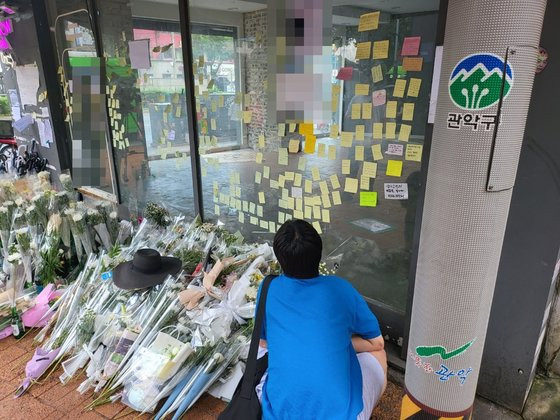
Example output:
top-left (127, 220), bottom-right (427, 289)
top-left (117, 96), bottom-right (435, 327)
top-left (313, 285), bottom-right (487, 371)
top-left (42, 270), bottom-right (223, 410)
top-left (240, 274), bottom-right (276, 399)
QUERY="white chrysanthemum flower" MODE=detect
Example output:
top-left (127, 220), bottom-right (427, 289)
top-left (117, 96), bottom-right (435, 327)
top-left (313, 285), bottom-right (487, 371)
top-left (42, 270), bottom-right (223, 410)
top-left (109, 211), bottom-right (117, 219)
top-left (0, 206), bottom-right (7, 213)
top-left (15, 197), bottom-right (24, 206)
top-left (245, 286), bottom-right (258, 301)
top-left (31, 194), bottom-right (42, 203)
top-left (72, 213), bottom-right (83, 223)
top-left (15, 227), bottom-right (28, 235)
top-left (26, 205), bottom-right (36, 214)
top-left (4, 201), bottom-right (13, 207)
top-left (47, 213), bottom-right (62, 234)
top-left (59, 174), bottom-right (72, 183)
top-left (7, 252), bottom-right (21, 262)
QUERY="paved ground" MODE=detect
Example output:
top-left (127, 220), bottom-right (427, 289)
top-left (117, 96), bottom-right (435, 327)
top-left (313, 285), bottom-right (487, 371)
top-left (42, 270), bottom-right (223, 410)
top-left (0, 331), bottom-right (403, 420)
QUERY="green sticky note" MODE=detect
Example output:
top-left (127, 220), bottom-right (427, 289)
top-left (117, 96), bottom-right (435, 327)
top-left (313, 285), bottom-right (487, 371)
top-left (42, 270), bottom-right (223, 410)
top-left (360, 191), bottom-right (378, 207)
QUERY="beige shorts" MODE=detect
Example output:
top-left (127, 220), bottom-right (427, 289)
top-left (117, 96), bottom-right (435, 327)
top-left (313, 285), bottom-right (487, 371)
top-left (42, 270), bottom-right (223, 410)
top-left (255, 348), bottom-right (385, 419)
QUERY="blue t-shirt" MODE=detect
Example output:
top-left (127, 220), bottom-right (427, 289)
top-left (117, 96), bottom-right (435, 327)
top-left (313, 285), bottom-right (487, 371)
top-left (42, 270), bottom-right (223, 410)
top-left (256, 275), bottom-right (381, 420)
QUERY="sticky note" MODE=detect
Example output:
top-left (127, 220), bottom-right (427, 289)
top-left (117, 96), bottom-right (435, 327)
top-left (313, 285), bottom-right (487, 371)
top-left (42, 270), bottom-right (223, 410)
top-left (279, 176), bottom-right (286, 188)
top-left (387, 143), bottom-right (404, 156)
top-left (403, 57), bottom-right (423, 72)
top-left (285, 171), bottom-right (295, 181)
top-left (360, 192), bottom-right (378, 207)
top-left (330, 174), bottom-right (341, 189)
top-left (372, 144), bottom-right (383, 161)
top-left (356, 41), bottom-right (372, 60)
top-left (263, 166), bottom-right (270, 178)
top-left (256, 152), bottom-right (263, 164)
top-left (407, 78), bottom-right (422, 97)
top-left (322, 194), bottom-right (332, 209)
top-left (289, 123), bottom-right (296, 132)
top-left (278, 123), bottom-right (286, 137)
top-left (386, 122), bottom-right (397, 139)
top-left (371, 65), bottom-right (383, 82)
top-left (393, 79), bottom-right (407, 98)
top-left (363, 161), bottom-right (378, 178)
top-left (298, 157), bottom-right (307, 171)
top-left (372, 89), bottom-right (387, 106)
top-left (386, 160), bottom-right (403, 177)
top-left (330, 124), bottom-right (339, 138)
top-left (344, 177), bottom-right (359, 194)
top-left (312, 167), bottom-right (321, 181)
top-left (243, 111), bottom-right (252, 123)
top-left (319, 180), bottom-right (329, 196)
top-left (355, 83), bottom-right (370, 96)
top-left (278, 148), bottom-right (289, 165)
top-left (305, 179), bottom-right (313, 194)
top-left (333, 191), bottom-right (342, 205)
top-left (362, 103), bottom-right (372, 119)
top-left (384, 183), bottom-right (409, 199)
top-left (373, 123), bottom-right (383, 139)
top-left (289, 139), bottom-right (300, 153)
top-left (294, 173), bottom-right (302, 186)
top-left (322, 209), bottom-right (331, 223)
top-left (373, 40), bottom-right (389, 59)
top-left (304, 206), bottom-right (312, 219)
top-left (270, 179), bottom-right (279, 189)
top-left (299, 123), bottom-right (313, 136)
top-left (386, 101), bottom-right (397, 118)
top-left (341, 131), bottom-right (354, 147)
top-left (401, 36), bottom-right (421, 56)
top-left (328, 145), bottom-right (337, 160)
top-left (399, 124), bottom-right (412, 141)
top-left (355, 125), bottom-right (365, 141)
top-left (258, 134), bottom-right (265, 148)
top-left (294, 210), bottom-right (304, 219)
top-left (255, 171), bottom-right (262, 184)
top-left (342, 159), bottom-right (351, 175)
top-left (210, 118), bottom-right (217, 130)
top-left (337, 66), bottom-right (353, 80)
top-left (402, 103), bottom-right (415, 121)
top-left (358, 11), bottom-right (380, 31)
top-left (317, 143), bottom-right (326, 157)
top-left (351, 103), bottom-right (361, 120)
top-left (355, 146), bottom-right (365, 161)
top-left (259, 192), bottom-right (266, 204)
top-left (312, 221), bottom-right (323, 234)
top-left (405, 144), bottom-right (423, 162)
top-left (360, 175), bottom-right (370, 190)
top-left (238, 212), bottom-right (245, 223)
top-left (304, 135), bottom-right (317, 154)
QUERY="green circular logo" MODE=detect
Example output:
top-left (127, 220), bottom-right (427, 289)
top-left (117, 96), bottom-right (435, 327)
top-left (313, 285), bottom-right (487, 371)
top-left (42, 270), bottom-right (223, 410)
top-left (449, 53), bottom-right (513, 110)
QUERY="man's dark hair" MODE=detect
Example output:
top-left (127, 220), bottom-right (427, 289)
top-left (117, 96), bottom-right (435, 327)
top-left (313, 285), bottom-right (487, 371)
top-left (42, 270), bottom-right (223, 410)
top-left (273, 219), bottom-right (322, 279)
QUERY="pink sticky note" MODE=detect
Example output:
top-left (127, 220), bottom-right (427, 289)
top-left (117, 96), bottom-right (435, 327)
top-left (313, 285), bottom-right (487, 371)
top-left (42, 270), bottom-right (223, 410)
top-left (336, 67), bottom-right (353, 81)
top-left (401, 36), bottom-right (421, 56)
top-left (372, 89), bottom-right (386, 106)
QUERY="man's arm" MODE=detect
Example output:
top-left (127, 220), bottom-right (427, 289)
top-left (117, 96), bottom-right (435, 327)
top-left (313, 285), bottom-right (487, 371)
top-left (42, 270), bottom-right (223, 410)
top-left (352, 334), bottom-right (384, 353)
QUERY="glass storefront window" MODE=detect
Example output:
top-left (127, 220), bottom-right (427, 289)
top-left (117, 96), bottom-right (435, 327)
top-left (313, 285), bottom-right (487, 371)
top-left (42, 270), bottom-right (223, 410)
top-left (190, 2), bottom-right (439, 315)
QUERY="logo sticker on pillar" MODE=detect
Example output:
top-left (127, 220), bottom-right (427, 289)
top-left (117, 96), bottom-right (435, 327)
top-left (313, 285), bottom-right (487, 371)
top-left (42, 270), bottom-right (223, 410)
top-left (447, 53), bottom-right (513, 131)
top-left (416, 339), bottom-right (475, 360)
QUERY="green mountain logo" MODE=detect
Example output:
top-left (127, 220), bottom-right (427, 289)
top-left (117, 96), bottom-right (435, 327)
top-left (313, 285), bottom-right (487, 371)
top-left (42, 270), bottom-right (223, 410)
top-left (448, 54), bottom-right (513, 110)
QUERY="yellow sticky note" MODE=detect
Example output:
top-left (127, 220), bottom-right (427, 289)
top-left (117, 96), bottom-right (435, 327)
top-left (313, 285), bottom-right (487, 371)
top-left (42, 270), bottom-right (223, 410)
top-left (386, 160), bottom-right (403, 177)
top-left (363, 161), bottom-right (378, 178)
top-left (322, 194), bottom-right (332, 209)
top-left (342, 159), bottom-right (351, 175)
top-left (372, 144), bottom-right (383, 161)
top-left (278, 148), bottom-right (289, 165)
top-left (393, 79), bottom-right (407, 98)
top-left (289, 123), bottom-right (296, 132)
top-left (356, 41), bottom-right (372, 60)
top-left (289, 139), bottom-right (300, 153)
top-left (403, 57), bottom-right (423, 72)
top-left (255, 171), bottom-right (262, 184)
top-left (294, 173), bottom-right (302, 186)
top-left (312, 221), bottom-right (323, 234)
top-left (362, 103), bottom-right (372, 120)
top-left (319, 180), bottom-right (329, 196)
top-left (304, 206), bottom-right (312, 219)
top-left (299, 123), bottom-right (314, 136)
top-left (258, 134), bottom-right (265, 148)
top-left (355, 146), bottom-right (365, 161)
top-left (358, 11), bottom-right (380, 31)
top-left (328, 145), bottom-right (337, 160)
top-left (211, 118), bottom-right (217, 130)
top-left (360, 175), bottom-right (370, 190)
top-left (332, 190), bottom-right (342, 205)
top-left (402, 103), bottom-right (415, 121)
top-left (407, 78), bottom-right (422, 97)
top-left (386, 101), bottom-right (397, 119)
top-left (259, 192), bottom-right (266, 204)
top-left (243, 111), bottom-right (252, 123)
top-left (330, 174), bottom-right (341, 189)
top-left (238, 212), bottom-right (245, 223)
top-left (399, 124), bottom-right (412, 141)
top-left (304, 179), bottom-right (313, 194)
top-left (386, 122), bottom-right (396, 139)
top-left (351, 103), bottom-right (361, 120)
top-left (373, 123), bottom-right (383, 139)
top-left (256, 152), bottom-right (263, 164)
top-left (322, 209), bottom-right (331, 223)
top-left (341, 131), bottom-right (354, 147)
top-left (355, 83), bottom-right (370, 96)
top-left (219, 96), bottom-right (225, 107)
top-left (294, 210), bottom-right (304, 219)
top-left (318, 143), bottom-right (326, 157)
top-left (303, 135), bottom-right (316, 154)
top-left (371, 65), bottom-right (383, 82)
top-left (373, 40), bottom-right (389, 59)
top-left (330, 124), bottom-right (339, 138)
top-left (263, 166), bottom-right (270, 178)
top-left (354, 125), bottom-right (364, 141)
top-left (298, 157), bottom-right (307, 171)
top-left (405, 144), bottom-right (423, 162)
top-left (176, 106), bottom-right (182, 118)
top-left (278, 123), bottom-right (286, 137)
top-left (311, 167), bottom-right (321, 181)
top-left (360, 192), bottom-right (378, 207)
top-left (344, 177), bottom-right (359, 194)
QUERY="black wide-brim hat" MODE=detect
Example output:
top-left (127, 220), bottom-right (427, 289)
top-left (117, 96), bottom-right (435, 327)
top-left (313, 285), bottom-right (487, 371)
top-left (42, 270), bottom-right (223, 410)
top-left (113, 248), bottom-right (182, 290)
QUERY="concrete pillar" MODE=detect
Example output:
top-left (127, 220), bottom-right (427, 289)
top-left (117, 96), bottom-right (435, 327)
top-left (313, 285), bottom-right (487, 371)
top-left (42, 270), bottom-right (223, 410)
top-left (401, 1), bottom-right (547, 417)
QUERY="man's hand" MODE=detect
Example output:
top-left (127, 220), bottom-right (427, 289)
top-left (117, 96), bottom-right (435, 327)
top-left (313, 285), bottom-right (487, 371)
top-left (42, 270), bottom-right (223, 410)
top-left (352, 335), bottom-right (384, 353)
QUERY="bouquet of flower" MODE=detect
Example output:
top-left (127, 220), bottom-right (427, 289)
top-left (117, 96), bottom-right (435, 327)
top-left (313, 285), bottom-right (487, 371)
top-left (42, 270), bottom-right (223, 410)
top-left (0, 205), bottom-right (11, 272)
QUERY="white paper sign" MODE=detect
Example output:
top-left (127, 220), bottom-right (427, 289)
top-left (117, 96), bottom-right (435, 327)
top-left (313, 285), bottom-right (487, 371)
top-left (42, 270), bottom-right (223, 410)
top-left (15, 63), bottom-right (40, 106)
top-left (428, 45), bottom-right (443, 124)
top-left (386, 143), bottom-right (404, 156)
top-left (128, 39), bottom-right (151, 70)
top-left (384, 183), bottom-right (409, 199)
